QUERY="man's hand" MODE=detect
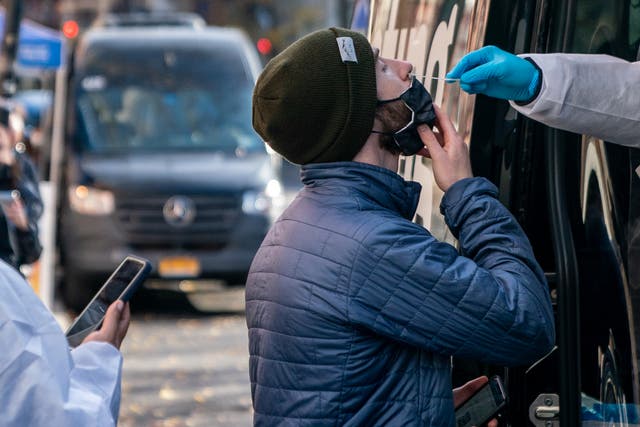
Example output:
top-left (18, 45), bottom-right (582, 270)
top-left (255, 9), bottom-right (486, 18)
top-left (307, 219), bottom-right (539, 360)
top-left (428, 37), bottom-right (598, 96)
top-left (82, 300), bottom-right (131, 350)
top-left (416, 105), bottom-right (472, 192)
top-left (446, 45), bottom-right (540, 102)
top-left (454, 376), bottom-right (499, 427)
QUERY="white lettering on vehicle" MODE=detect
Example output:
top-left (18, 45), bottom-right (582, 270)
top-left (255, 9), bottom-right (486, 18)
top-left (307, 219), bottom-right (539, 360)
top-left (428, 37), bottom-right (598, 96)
top-left (371, 2), bottom-right (460, 228)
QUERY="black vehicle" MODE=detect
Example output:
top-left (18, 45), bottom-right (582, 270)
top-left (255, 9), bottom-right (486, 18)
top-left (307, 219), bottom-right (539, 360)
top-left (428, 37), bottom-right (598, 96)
top-left (367, 0), bottom-right (639, 425)
top-left (57, 21), bottom-right (282, 311)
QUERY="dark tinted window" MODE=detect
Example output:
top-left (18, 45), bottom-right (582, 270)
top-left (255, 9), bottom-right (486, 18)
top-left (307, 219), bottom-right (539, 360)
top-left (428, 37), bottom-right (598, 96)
top-left (570, 0), bottom-right (640, 59)
top-left (74, 41), bottom-right (263, 154)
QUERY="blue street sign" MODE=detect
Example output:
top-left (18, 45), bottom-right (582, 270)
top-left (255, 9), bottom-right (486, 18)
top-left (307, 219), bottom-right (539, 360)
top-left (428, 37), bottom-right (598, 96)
top-left (0, 9), bottom-right (63, 69)
top-left (350, 0), bottom-right (370, 34)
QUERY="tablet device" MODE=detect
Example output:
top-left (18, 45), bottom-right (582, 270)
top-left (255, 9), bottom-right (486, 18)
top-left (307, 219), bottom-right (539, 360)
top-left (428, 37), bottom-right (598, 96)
top-left (65, 255), bottom-right (151, 348)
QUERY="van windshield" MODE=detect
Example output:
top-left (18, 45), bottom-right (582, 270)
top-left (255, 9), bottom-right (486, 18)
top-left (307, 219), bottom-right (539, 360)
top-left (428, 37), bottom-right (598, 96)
top-left (74, 43), bottom-right (264, 154)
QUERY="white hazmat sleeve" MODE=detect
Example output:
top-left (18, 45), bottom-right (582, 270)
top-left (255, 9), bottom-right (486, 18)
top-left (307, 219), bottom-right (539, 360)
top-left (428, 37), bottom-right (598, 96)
top-left (511, 53), bottom-right (640, 147)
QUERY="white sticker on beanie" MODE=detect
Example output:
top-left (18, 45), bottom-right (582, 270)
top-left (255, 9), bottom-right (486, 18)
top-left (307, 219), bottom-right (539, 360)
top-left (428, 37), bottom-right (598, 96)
top-left (336, 37), bottom-right (358, 63)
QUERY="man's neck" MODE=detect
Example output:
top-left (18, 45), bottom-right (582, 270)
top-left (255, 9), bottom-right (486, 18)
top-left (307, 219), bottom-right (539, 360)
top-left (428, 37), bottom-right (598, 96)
top-left (352, 134), bottom-right (400, 172)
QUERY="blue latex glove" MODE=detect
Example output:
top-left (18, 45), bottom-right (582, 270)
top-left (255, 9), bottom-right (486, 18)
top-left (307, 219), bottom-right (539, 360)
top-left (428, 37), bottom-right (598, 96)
top-left (446, 45), bottom-right (541, 102)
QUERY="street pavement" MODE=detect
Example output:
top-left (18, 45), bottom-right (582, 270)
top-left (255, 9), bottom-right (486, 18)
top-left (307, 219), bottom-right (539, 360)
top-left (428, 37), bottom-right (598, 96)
top-left (57, 288), bottom-right (253, 427)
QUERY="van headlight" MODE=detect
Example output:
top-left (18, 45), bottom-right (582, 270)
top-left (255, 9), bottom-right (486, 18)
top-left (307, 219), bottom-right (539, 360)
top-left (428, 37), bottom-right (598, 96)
top-left (242, 179), bottom-right (283, 217)
top-left (68, 185), bottom-right (115, 215)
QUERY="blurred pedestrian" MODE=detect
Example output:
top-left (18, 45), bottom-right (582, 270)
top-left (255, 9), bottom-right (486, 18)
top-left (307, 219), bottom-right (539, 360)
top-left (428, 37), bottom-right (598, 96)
top-left (0, 259), bottom-right (130, 426)
top-left (0, 101), bottom-right (43, 269)
top-left (446, 46), bottom-right (640, 146)
top-left (12, 89), bottom-right (54, 174)
top-left (246, 27), bottom-right (555, 426)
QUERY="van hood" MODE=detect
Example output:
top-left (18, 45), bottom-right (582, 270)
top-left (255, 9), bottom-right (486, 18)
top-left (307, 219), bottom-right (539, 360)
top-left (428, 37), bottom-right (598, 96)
top-left (76, 151), bottom-right (275, 193)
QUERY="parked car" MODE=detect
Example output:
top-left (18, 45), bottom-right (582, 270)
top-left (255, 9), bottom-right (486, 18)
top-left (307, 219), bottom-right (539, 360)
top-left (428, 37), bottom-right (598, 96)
top-left (57, 18), bottom-right (281, 311)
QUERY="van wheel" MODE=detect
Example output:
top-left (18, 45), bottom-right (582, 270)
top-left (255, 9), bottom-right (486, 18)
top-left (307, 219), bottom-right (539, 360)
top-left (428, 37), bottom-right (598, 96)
top-left (62, 271), bottom-right (96, 313)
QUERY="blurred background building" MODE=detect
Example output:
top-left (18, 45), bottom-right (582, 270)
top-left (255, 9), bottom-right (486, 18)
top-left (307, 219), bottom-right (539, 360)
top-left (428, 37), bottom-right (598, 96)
top-left (14, 0), bottom-right (359, 65)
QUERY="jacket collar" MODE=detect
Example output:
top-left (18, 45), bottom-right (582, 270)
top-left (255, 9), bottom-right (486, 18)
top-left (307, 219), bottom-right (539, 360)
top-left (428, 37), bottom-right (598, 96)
top-left (300, 161), bottom-right (422, 220)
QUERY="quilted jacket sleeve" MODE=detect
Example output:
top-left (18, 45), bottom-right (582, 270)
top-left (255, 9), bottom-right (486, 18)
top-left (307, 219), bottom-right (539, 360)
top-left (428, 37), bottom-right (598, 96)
top-left (347, 177), bottom-right (555, 366)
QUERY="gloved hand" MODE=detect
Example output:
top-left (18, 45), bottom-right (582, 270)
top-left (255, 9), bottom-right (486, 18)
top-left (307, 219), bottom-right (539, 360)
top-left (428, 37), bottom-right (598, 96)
top-left (446, 45), bottom-right (541, 102)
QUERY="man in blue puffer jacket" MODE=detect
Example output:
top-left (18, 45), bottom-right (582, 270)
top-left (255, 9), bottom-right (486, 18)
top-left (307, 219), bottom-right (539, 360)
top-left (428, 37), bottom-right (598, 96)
top-left (248, 27), bottom-right (555, 426)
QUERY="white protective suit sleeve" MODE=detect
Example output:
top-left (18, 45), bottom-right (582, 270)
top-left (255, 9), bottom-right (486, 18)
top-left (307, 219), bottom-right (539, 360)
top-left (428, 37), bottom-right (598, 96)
top-left (510, 53), bottom-right (640, 147)
top-left (0, 261), bottom-right (123, 427)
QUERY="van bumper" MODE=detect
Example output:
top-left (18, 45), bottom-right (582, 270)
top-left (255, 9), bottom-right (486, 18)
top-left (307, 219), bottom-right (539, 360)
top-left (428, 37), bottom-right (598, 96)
top-left (59, 209), bottom-right (269, 284)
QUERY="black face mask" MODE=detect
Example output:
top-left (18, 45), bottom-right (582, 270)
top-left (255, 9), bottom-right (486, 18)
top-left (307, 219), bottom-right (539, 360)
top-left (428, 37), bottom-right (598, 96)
top-left (374, 77), bottom-right (437, 156)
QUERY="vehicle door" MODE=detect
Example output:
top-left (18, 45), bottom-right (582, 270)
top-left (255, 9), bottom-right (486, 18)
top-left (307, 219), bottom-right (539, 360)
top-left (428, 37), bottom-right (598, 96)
top-left (531, 0), bottom-right (640, 425)
top-left (369, 0), bottom-right (640, 426)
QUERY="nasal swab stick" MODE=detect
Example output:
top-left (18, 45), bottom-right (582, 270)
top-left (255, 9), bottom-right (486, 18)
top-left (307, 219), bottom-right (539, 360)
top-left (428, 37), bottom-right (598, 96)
top-left (410, 74), bottom-right (460, 82)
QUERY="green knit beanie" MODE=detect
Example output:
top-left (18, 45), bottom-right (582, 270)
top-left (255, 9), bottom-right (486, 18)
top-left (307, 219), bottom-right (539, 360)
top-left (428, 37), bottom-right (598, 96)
top-left (252, 27), bottom-right (377, 165)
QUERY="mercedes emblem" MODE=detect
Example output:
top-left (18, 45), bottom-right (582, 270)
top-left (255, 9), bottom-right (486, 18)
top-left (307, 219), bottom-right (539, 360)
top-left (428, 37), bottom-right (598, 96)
top-left (163, 196), bottom-right (196, 227)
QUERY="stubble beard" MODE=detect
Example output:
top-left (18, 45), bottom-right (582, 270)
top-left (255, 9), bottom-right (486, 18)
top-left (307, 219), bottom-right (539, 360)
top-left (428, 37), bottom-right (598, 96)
top-left (374, 100), bottom-right (413, 155)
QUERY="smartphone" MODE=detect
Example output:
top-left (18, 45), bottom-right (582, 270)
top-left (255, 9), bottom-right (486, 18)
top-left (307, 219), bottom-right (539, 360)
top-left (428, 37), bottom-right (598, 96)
top-left (455, 375), bottom-right (507, 427)
top-left (65, 255), bottom-right (151, 348)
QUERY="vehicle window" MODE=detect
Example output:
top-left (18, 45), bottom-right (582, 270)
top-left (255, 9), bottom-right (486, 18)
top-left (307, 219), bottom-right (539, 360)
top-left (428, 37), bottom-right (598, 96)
top-left (74, 43), bottom-right (263, 154)
top-left (630, 3), bottom-right (640, 54)
top-left (570, 0), bottom-right (640, 59)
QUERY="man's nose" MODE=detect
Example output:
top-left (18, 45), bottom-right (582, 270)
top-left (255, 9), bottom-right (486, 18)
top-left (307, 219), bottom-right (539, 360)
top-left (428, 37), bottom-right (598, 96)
top-left (397, 60), bottom-right (414, 80)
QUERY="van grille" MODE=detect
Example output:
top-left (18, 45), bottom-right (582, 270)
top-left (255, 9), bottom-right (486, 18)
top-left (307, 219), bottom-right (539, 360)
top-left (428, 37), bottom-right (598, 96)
top-left (114, 193), bottom-right (242, 249)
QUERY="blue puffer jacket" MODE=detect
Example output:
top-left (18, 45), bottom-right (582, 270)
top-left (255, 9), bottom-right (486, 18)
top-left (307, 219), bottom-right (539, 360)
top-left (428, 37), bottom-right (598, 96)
top-left (246, 162), bottom-right (555, 426)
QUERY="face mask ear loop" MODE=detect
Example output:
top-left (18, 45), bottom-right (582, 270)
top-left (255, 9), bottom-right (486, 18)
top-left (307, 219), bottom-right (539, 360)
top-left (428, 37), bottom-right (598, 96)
top-left (374, 99), bottom-right (416, 140)
top-left (372, 97), bottom-right (406, 138)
